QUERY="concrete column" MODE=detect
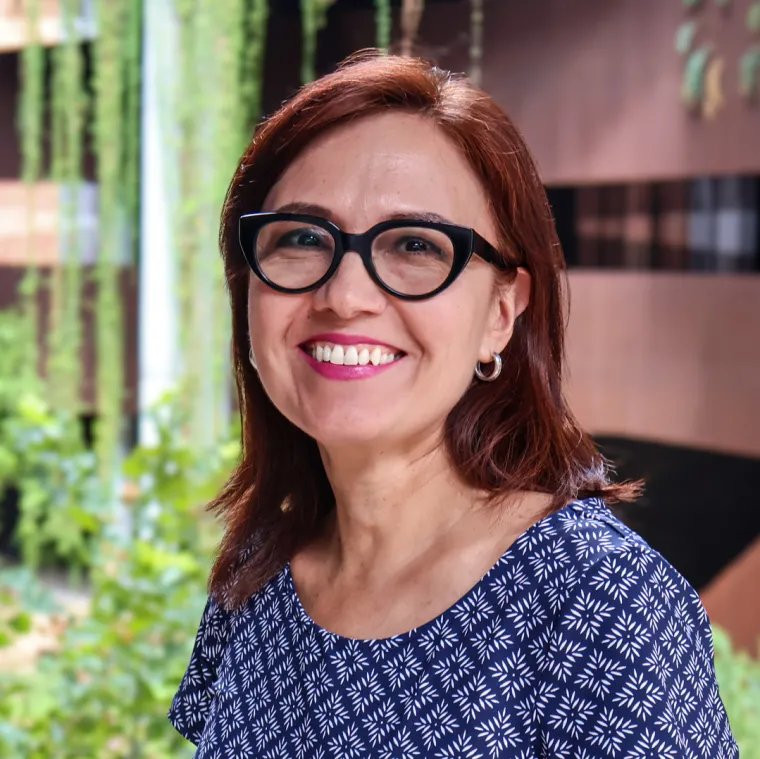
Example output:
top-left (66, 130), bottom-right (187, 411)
top-left (137, 0), bottom-right (180, 447)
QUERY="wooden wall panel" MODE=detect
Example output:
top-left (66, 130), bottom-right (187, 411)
top-left (702, 537), bottom-right (760, 657)
top-left (0, 0), bottom-right (95, 53)
top-left (0, 180), bottom-right (60, 266)
top-left (421, 0), bottom-right (760, 184)
top-left (564, 272), bottom-right (760, 458)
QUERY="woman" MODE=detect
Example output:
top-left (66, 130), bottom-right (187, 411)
top-left (169, 52), bottom-right (737, 757)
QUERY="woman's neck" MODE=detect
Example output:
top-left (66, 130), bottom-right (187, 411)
top-left (316, 436), bottom-right (496, 584)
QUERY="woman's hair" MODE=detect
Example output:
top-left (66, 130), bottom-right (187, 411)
top-left (208, 50), bottom-right (641, 610)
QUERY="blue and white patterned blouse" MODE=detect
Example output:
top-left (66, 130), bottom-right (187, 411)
top-left (169, 497), bottom-right (738, 758)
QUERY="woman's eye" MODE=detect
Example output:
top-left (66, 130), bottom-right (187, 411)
top-left (279, 229), bottom-right (326, 248)
top-left (399, 237), bottom-right (442, 256)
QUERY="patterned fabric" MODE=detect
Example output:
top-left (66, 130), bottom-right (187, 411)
top-left (168, 498), bottom-right (738, 758)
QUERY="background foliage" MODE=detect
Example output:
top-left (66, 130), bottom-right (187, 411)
top-left (0, 393), bottom-right (238, 758)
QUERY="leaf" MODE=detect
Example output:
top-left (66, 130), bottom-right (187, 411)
top-left (739, 45), bottom-right (760, 98)
top-left (8, 612), bottom-right (33, 634)
top-left (749, 2), bottom-right (760, 33)
top-left (675, 20), bottom-right (699, 55)
top-left (682, 45), bottom-right (712, 107)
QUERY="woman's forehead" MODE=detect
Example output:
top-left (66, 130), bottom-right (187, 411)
top-left (264, 113), bottom-right (494, 232)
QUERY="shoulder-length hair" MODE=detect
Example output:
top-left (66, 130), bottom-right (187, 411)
top-left (208, 51), bottom-right (640, 610)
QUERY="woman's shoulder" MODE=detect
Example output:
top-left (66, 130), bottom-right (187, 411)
top-left (524, 499), bottom-right (737, 756)
top-left (505, 497), bottom-right (702, 623)
top-left (509, 496), bottom-right (656, 575)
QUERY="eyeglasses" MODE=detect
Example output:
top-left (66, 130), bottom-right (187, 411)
top-left (238, 212), bottom-right (511, 301)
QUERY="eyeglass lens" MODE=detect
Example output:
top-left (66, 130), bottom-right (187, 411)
top-left (254, 220), bottom-right (456, 296)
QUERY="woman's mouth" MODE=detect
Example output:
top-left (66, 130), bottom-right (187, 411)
top-left (304, 341), bottom-right (403, 366)
top-left (299, 340), bottom-right (405, 380)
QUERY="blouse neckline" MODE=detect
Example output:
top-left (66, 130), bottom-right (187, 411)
top-left (283, 497), bottom-right (593, 644)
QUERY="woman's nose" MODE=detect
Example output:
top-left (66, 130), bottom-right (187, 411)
top-left (311, 250), bottom-right (387, 319)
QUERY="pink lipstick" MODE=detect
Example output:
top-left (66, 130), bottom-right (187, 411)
top-left (301, 350), bottom-right (401, 380)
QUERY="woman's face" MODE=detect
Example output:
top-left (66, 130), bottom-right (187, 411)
top-left (248, 112), bottom-right (529, 453)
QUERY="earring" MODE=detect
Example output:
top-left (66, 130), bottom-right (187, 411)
top-left (248, 348), bottom-right (258, 371)
top-left (475, 352), bottom-right (502, 382)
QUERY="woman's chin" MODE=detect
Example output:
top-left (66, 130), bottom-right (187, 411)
top-left (309, 422), bottom-right (396, 451)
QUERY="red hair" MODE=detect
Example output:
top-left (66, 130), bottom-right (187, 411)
top-left (208, 51), bottom-right (640, 609)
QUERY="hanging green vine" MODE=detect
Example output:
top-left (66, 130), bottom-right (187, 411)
top-left (191, 0), bottom-right (243, 446)
top-left (91, 0), bottom-right (142, 486)
top-left (48, 0), bottom-right (86, 414)
top-left (375, 0), bottom-right (392, 51)
top-left (17, 0), bottom-right (142, 488)
top-left (17, 0), bottom-right (269, 472)
top-left (174, 0), bottom-right (209, 443)
top-left (240, 0), bottom-right (270, 135)
top-left (170, 0), bottom-right (269, 447)
top-left (16, 0), bottom-right (44, 386)
top-left (301, 0), bottom-right (338, 83)
top-left (122, 0), bottom-right (144, 268)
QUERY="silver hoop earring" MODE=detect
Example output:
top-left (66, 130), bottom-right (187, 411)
top-left (475, 352), bottom-right (502, 382)
top-left (248, 348), bottom-right (258, 371)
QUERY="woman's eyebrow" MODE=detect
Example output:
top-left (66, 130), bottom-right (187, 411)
top-left (384, 210), bottom-right (456, 225)
top-left (274, 201), bottom-right (332, 217)
top-left (273, 203), bottom-right (456, 227)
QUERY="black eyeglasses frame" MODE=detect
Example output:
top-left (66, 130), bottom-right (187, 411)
top-left (238, 212), bottom-right (512, 301)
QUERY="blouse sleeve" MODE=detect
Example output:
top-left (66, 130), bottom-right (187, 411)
top-left (536, 542), bottom-right (739, 758)
top-left (168, 595), bottom-right (231, 746)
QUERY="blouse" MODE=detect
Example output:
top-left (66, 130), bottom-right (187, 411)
top-left (169, 497), bottom-right (738, 757)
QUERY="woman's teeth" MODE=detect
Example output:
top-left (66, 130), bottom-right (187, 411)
top-left (310, 344), bottom-right (400, 366)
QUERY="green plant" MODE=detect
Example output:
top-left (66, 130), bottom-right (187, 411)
top-left (301, 0), bottom-right (339, 83)
top-left (0, 311), bottom-right (41, 410)
top-left (91, 0), bottom-right (143, 488)
top-left (17, 0), bottom-right (143, 494)
top-left (48, 0), bottom-right (86, 415)
top-left (749, 1), bottom-right (760, 33)
top-left (682, 44), bottom-right (713, 106)
top-left (740, 45), bottom-right (760, 98)
top-left (742, 3), bottom-right (760, 99)
top-left (675, 20), bottom-right (699, 55)
top-left (16, 0), bottom-right (44, 386)
top-left (375, 0), bottom-right (392, 51)
top-left (713, 626), bottom-right (760, 756)
top-left (0, 395), bottom-right (104, 577)
top-left (0, 392), bottom-right (240, 758)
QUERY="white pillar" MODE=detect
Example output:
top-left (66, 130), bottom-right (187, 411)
top-left (138, 0), bottom-right (180, 447)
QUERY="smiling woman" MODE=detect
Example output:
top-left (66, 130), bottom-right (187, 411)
top-left (168, 51), bottom-right (738, 757)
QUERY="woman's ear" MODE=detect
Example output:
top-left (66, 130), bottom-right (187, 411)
top-left (479, 267), bottom-right (531, 361)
